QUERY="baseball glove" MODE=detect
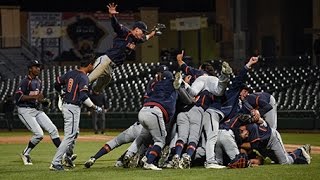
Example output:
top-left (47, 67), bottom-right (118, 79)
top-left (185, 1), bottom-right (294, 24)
top-left (153, 23), bottom-right (166, 36)
top-left (228, 153), bottom-right (250, 168)
top-left (41, 98), bottom-right (51, 108)
top-left (238, 113), bottom-right (254, 124)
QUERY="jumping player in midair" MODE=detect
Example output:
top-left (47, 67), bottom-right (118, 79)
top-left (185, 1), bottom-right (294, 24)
top-left (87, 2), bottom-right (164, 92)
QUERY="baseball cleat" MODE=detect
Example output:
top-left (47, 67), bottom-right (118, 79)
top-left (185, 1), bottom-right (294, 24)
top-left (181, 153), bottom-right (191, 169)
top-left (173, 72), bottom-right (183, 89)
top-left (122, 155), bottom-right (132, 168)
top-left (163, 161), bottom-right (174, 168)
top-left (205, 163), bottom-right (226, 169)
top-left (114, 160), bottom-right (123, 167)
top-left (71, 154), bottom-right (77, 161)
top-left (221, 61), bottom-right (233, 75)
top-left (302, 144), bottom-right (311, 155)
top-left (63, 155), bottom-right (75, 168)
top-left (158, 146), bottom-right (170, 167)
top-left (20, 153), bottom-right (33, 165)
top-left (84, 157), bottom-right (96, 168)
top-left (49, 164), bottom-right (68, 171)
top-left (172, 154), bottom-right (182, 169)
top-left (300, 144), bottom-right (311, 164)
top-left (140, 155), bottom-right (147, 166)
top-left (129, 153), bottom-right (141, 168)
top-left (143, 163), bottom-right (162, 171)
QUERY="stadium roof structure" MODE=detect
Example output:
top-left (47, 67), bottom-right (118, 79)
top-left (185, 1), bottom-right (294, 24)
top-left (0, 0), bottom-right (215, 12)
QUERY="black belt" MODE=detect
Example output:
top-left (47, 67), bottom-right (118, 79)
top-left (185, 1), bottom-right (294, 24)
top-left (18, 105), bottom-right (37, 108)
top-left (63, 102), bottom-right (80, 107)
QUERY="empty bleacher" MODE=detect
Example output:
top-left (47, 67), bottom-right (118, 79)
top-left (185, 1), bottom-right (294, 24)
top-left (0, 60), bottom-right (319, 129)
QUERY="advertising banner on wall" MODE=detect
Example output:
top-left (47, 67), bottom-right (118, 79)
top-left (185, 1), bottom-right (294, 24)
top-left (29, 12), bottom-right (135, 61)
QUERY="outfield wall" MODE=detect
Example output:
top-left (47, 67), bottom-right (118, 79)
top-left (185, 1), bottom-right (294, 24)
top-left (0, 111), bottom-right (320, 130)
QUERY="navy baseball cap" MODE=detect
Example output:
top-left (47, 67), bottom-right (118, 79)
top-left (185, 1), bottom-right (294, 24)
top-left (28, 60), bottom-right (41, 68)
top-left (162, 70), bottom-right (173, 80)
top-left (157, 65), bottom-right (169, 73)
top-left (133, 21), bottom-right (148, 34)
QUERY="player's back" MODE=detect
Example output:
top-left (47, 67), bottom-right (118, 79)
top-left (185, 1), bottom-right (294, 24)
top-left (61, 69), bottom-right (89, 106)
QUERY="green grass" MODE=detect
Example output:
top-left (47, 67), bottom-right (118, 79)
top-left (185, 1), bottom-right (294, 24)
top-left (0, 131), bottom-right (319, 180)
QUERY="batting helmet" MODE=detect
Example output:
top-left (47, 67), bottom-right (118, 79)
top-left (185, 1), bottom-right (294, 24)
top-left (133, 21), bottom-right (148, 34)
top-left (27, 60), bottom-right (42, 68)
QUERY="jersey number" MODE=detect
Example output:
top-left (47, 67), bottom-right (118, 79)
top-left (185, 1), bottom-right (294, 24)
top-left (67, 78), bottom-right (74, 93)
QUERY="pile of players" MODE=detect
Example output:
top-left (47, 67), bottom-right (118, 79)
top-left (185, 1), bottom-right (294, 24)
top-left (83, 51), bottom-right (311, 170)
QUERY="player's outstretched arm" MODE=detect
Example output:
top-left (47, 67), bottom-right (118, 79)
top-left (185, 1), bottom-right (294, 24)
top-left (107, 2), bottom-right (119, 17)
top-left (176, 50), bottom-right (185, 67)
top-left (246, 56), bottom-right (259, 69)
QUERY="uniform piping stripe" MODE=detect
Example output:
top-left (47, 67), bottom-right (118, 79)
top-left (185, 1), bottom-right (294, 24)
top-left (72, 84), bottom-right (78, 101)
top-left (150, 150), bottom-right (158, 157)
top-left (184, 66), bottom-right (189, 74)
top-left (176, 143), bottom-right (184, 148)
top-left (144, 102), bottom-right (169, 123)
top-left (250, 138), bottom-right (261, 143)
top-left (68, 109), bottom-right (75, 135)
top-left (151, 112), bottom-right (163, 137)
top-left (255, 96), bottom-right (260, 109)
top-left (201, 95), bottom-right (206, 107)
top-left (290, 152), bottom-right (297, 159)
top-left (18, 113), bottom-right (32, 130)
top-left (230, 117), bottom-right (239, 128)
top-left (187, 145), bottom-right (196, 151)
top-left (94, 57), bottom-right (102, 70)
top-left (207, 111), bottom-right (214, 132)
top-left (103, 144), bottom-right (111, 152)
top-left (198, 109), bottom-right (203, 135)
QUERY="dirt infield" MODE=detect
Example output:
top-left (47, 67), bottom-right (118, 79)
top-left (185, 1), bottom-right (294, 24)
top-left (1, 135), bottom-right (319, 154)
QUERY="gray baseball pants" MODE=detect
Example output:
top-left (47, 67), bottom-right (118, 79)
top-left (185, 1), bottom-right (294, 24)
top-left (88, 55), bottom-right (114, 92)
top-left (202, 108), bottom-right (224, 164)
top-left (17, 107), bottom-right (59, 147)
top-left (215, 129), bottom-right (240, 165)
top-left (264, 95), bottom-right (277, 129)
top-left (51, 103), bottom-right (80, 165)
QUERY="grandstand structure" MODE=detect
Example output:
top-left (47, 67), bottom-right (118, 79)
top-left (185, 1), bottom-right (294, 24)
top-left (0, 58), bottom-right (319, 129)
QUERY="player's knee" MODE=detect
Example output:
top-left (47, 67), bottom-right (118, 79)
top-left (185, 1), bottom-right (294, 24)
top-left (49, 127), bottom-right (59, 139)
top-left (154, 142), bottom-right (165, 149)
top-left (34, 131), bottom-right (44, 140)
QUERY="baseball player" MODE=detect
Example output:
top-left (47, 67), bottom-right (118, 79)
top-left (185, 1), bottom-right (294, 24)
top-left (221, 56), bottom-right (259, 121)
top-left (120, 66), bottom-right (181, 171)
top-left (171, 51), bottom-right (215, 168)
top-left (88, 3), bottom-right (165, 92)
top-left (50, 56), bottom-right (103, 171)
top-left (214, 113), bottom-right (260, 166)
top-left (240, 116), bottom-right (311, 165)
top-left (171, 51), bottom-right (232, 169)
top-left (120, 65), bottom-right (194, 167)
top-left (84, 121), bottom-right (143, 168)
top-left (245, 92), bottom-right (278, 129)
top-left (15, 60), bottom-right (61, 165)
top-left (89, 90), bottom-right (108, 134)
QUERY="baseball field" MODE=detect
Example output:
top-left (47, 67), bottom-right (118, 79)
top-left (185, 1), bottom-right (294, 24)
top-left (0, 130), bottom-right (319, 180)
